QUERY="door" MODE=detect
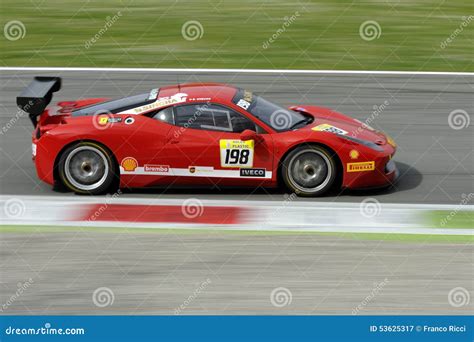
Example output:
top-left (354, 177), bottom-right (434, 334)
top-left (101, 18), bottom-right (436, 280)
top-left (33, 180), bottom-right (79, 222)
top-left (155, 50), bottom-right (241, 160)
top-left (163, 103), bottom-right (274, 184)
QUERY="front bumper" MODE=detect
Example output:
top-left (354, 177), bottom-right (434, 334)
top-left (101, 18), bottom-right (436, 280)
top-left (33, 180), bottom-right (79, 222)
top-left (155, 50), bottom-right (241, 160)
top-left (344, 156), bottom-right (399, 190)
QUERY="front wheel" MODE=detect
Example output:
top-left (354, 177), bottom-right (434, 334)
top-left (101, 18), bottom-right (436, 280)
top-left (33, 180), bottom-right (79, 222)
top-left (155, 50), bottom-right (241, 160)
top-left (58, 142), bottom-right (116, 195)
top-left (281, 145), bottom-right (337, 197)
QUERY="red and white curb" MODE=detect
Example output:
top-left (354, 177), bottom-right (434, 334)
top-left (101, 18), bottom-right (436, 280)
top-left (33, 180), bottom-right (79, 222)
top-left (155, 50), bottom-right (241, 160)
top-left (1, 196), bottom-right (473, 235)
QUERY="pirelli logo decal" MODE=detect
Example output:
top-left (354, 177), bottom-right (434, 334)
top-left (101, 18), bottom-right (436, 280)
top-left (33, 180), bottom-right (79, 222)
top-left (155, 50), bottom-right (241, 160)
top-left (347, 161), bottom-right (375, 173)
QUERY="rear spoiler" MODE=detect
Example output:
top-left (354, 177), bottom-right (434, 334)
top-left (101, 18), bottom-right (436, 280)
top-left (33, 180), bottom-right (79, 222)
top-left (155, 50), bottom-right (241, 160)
top-left (17, 76), bottom-right (62, 126)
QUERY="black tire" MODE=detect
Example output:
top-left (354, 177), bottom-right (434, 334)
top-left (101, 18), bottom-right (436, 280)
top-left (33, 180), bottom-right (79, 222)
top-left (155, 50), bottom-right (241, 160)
top-left (281, 145), bottom-right (337, 197)
top-left (58, 141), bottom-right (116, 195)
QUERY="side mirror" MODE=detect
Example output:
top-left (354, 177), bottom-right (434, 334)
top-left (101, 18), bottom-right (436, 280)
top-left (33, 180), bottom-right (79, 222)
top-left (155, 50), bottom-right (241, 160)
top-left (240, 129), bottom-right (263, 143)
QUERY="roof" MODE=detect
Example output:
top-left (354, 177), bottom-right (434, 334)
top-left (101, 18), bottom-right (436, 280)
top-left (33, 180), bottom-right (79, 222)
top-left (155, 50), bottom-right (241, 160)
top-left (71, 83), bottom-right (239, 117)
top-left (158, 83), bottom-right (238, 103)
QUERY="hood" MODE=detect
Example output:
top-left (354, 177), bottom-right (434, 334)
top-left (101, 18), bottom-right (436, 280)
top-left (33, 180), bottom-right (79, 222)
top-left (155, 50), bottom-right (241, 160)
top-left (290, 105), bottom-right (388, 145)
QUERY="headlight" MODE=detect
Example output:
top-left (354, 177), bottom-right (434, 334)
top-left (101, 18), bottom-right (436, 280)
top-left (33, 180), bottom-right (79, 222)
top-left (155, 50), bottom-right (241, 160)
top-left (337, 134), bottom-right (384, 152)
top-left (386, 134), bottom-right (397, 148)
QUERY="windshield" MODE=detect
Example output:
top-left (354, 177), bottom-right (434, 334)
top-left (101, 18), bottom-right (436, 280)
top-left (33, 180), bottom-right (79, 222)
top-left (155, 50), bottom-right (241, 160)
top-left (232, 89), bottom-right (306, 131)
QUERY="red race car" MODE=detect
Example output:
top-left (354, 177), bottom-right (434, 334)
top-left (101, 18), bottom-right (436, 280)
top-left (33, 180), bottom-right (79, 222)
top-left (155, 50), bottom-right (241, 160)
top-left (17, 77), bottom-right (398, 196)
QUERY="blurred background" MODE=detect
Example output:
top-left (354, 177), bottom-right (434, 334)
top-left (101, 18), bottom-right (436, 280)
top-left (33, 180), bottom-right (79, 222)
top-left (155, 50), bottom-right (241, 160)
top-left (1, 0), bottom-right (472, 71)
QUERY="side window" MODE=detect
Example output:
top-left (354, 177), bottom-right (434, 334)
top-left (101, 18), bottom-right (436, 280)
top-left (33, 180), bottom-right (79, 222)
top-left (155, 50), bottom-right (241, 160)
top-left (150, 106), bottom-right (174, 124)
top-left (174, 103), bottom-right (257, 133)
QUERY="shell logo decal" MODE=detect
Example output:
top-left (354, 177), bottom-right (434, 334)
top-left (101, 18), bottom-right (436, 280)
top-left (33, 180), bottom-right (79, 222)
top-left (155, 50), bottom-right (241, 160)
top-left (349, 149), bottom-right (359, 160)
top-left (121, 157), bottom-right (138, 172)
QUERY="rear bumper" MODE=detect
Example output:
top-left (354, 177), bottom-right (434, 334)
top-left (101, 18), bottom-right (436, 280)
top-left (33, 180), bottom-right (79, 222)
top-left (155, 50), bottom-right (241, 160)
top-left (32, 135), bottom-right (56, 186)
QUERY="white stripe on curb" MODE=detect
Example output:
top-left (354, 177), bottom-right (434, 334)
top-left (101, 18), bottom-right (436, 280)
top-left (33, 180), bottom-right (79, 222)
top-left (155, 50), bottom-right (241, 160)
top-left (1, 195), bottom-right (472, 236)
top-left (0, 195), bottom-right (471, 210)
top-left (1, 67), bottom-right (473, 76)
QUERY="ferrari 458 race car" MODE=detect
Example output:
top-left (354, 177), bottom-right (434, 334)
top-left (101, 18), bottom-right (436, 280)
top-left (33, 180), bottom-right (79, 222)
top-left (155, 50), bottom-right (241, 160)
top-left (17, 77), bottom-right (398, 196)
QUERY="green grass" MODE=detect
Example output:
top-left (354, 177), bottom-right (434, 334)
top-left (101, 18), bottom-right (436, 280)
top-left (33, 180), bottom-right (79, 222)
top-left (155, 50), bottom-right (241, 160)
top-left (1, 225), bottom-right (472, 244)
top-left (427, 210), bottom-right (474, 229)
top-left (1, 0), bottom-right (472, 71)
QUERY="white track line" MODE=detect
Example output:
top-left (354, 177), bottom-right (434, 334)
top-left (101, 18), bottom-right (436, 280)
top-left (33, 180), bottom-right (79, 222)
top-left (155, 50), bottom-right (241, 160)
top-left (1, 195), bottom-right (472, 210)
top-left (1, 67), bottom-right (472, 76)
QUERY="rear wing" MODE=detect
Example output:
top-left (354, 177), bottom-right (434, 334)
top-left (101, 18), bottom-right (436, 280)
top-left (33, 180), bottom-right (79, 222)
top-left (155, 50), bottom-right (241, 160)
top-left (17, 76), bottom-right (62, 126)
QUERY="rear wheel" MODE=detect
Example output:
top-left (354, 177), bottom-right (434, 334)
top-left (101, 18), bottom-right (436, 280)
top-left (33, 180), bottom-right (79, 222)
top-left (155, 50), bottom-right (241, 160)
top-left (281, 145), bottom-right (337, 197)
top-left (58, 142), bottom-right (116, 195)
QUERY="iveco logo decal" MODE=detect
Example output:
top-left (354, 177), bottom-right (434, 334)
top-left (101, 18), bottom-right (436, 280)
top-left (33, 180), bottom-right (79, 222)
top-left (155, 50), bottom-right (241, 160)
top-left (240, 168), bottom-right (266, 177)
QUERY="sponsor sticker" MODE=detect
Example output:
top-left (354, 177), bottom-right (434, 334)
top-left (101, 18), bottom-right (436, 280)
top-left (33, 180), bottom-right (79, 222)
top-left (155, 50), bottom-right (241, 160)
top-left (97, 115), bottom-right (122, 125)
top-left (312, 123), bottom-right (348, 135)
top-left (236, 99), bottom-right (251, 110)
top-left (240, 168), bottom-right (265, 177)
top-left (349, 149), bottom-right (359, 160)
top-left (188, 166), bottom-right (214, 174)
top-left (243, 90), bottom-right (253, 102)
top-left (108, 117), bottom-right (122, 124)
top-left (121, 93), bottom-right (188, 115)
top-left (98, 115), bottom-right (109, 126)
top-left (148, 88), bottom-right (159, 100)
top-left (121, 157), bottom-right (138, 172)
top-left (144, 164), bottom-right (169, 173)
top-left (347, 161), bottom-right (375, 172)
top-left (220, 139), bottom-right (254, 168)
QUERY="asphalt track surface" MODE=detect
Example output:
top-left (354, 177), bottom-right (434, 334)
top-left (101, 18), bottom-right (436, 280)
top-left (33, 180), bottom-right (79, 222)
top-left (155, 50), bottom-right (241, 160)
top-left (1, 70), bottom-right (473, 315)
top-left (1, 231), bottom-right (473, 315)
